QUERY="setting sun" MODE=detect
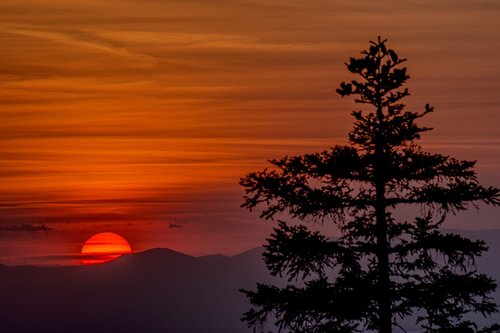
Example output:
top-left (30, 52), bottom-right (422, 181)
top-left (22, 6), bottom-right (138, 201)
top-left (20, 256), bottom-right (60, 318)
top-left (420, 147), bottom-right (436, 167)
top-left (81, 232), bottom-right (132, 265)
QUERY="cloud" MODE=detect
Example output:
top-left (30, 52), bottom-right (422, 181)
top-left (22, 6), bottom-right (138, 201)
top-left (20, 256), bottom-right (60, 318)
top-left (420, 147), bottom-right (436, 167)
top-left (0, 23), bottom-right (158, 64)
top-left (91, 30), bottom-right (339, 52)
top-left (12, 254), bottom-right (81, 266)
top-left (1, 0), bottom-right (500, 258)
top-left (0, 224), bottom-right (54, 233)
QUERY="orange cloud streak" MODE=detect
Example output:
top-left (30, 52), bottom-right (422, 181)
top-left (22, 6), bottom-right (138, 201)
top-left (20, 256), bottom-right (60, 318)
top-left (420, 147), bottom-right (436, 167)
top-left (1, 0), bottom-right (500, 264)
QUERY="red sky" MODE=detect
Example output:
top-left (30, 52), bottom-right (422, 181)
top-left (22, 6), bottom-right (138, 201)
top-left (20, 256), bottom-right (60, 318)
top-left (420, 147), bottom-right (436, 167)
top-left (1, 0), bottom-right (500, 265)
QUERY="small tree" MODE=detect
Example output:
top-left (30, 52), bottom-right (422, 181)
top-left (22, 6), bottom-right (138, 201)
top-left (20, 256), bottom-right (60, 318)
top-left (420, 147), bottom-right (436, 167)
top-left (240, 37), bottom-right (500, 333)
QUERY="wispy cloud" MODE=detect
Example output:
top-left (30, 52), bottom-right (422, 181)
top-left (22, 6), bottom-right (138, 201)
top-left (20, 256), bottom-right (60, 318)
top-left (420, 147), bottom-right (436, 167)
top-left (0, 24), bottom-right (158, 63)
top-left (92, 30), bottom-right (340, 51)
top-left (0, 224), bottom-right (54, 233)
top-left (1, 0), bottom-right (500, 264)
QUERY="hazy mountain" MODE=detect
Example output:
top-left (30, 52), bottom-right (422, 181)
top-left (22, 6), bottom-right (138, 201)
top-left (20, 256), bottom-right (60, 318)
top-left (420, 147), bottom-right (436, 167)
top-left (0, 247), bottom-right (272, 333)
top-left (1, 230), bottom-right (500, 333)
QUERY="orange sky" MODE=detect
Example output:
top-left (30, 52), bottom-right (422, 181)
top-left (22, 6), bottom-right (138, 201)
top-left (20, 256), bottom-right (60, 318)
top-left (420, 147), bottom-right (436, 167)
top-left (1, 0), bottom-right (500, 265)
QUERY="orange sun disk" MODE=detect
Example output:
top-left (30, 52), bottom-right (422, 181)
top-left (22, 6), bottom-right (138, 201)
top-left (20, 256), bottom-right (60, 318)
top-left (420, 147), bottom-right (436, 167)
top-left (81, 232), bottom-right (132, 265)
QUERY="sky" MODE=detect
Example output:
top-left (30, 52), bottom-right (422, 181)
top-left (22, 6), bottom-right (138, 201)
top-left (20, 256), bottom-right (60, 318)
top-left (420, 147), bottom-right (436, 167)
top-left (1, 0), bottom-right (500, 265)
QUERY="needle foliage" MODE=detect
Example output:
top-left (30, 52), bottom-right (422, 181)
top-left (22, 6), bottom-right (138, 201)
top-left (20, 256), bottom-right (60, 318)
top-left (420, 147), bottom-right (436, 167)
top-left (240, 37), bottom-right (500, 333)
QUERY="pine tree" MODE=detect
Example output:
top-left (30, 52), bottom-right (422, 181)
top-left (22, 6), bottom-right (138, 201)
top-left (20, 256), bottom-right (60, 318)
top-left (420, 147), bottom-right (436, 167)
top-left (239, 37), bottom-right (500, 333)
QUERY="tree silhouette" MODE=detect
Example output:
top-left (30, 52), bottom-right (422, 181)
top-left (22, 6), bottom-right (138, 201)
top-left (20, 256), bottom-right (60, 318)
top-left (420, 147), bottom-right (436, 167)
top-left (240, 37), bottom-right (500, 333)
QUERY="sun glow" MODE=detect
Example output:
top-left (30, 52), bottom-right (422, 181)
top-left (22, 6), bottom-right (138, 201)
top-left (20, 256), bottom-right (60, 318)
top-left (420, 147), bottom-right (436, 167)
top-left (81, 232), bottom-right (132, 265)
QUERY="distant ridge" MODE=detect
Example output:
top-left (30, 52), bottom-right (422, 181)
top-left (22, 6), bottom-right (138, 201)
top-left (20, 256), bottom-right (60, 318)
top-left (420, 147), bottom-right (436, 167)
top-left (230, 246), bottom-right (264, 260)
top-left (112, 247), bottom-right (195, 264)
top-left (132, 247), bottom-right (195, 258)
top-left (0, 232), bottom-right (499, 333)
top-left (0, 244), bottom-right (273, 333)
top-left (0, 228), bottom-right (499, 268)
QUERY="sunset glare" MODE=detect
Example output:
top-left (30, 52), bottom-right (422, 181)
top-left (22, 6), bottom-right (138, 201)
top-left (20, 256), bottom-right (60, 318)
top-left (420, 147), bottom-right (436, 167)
top-left (81, 232), bottom-right (132, 265)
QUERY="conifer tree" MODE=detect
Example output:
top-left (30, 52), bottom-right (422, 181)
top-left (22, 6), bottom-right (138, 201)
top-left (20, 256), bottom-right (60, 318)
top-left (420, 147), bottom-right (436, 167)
top-left (240, 37), bottom-right (500, 333)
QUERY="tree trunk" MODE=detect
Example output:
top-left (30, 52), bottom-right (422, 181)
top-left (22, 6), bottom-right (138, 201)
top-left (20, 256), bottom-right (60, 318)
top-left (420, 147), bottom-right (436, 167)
top-left (375, 174), bottom-right (392, 333)
top-left (374, 54), bottom-right (392, 333)
top-left (374, 124), bottom-right (392, 333)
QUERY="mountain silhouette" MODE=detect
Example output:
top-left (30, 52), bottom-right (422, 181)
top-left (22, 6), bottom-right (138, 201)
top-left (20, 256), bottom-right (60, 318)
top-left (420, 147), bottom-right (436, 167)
top-left (0, 231), bottom-right (499, 333)
top-left (0, 246), bottom-right (271, 333)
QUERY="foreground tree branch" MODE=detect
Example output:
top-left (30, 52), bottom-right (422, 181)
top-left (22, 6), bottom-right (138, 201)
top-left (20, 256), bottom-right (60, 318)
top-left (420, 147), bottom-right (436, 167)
top-left (240, 37), bottom-right (500, 333)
